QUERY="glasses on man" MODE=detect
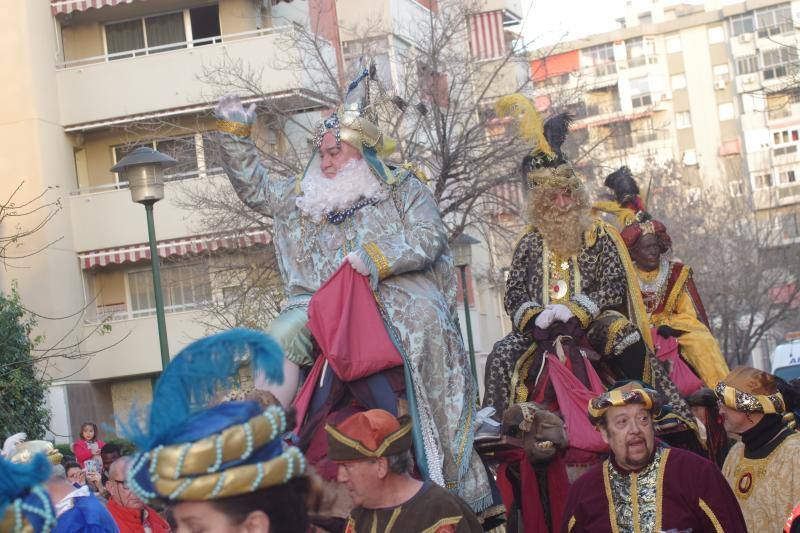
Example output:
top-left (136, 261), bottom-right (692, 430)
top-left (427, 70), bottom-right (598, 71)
top-left (110, 479), bottom-right (128, 490)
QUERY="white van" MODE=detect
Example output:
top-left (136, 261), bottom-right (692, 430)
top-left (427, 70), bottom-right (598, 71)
top-left (771, 339), bottom-right (800, 381)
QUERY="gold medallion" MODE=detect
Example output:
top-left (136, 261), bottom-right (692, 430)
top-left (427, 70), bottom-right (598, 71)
top-left (550, 279), bottom-right (568, 300)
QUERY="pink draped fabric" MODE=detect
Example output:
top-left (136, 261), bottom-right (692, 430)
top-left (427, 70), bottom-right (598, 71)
top-left (652, 329), bottom-right (703, 397)
top-left (546, 353), bottom-right (609, 454)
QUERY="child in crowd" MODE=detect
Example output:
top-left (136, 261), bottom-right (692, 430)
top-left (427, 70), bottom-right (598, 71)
top-left (72, 421), bottom-right (105, 469)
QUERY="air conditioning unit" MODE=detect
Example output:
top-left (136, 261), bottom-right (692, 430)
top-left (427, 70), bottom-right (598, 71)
top-left (741, 74), bottom-right (758, 87)
top-left (715, 77), bottom-right (727, 90)
top-left (738, 33), bottom-right (753, 43)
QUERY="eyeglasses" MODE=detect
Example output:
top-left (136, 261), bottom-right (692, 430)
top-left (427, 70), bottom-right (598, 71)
top-left (110, 479), bottom-right (128, 490)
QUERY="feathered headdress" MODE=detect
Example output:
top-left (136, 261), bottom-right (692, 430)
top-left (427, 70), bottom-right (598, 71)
top-left (495, 94), bottom-right (580, 190)
top-left (594, 166), bottom-right (647, 228)
top-left (123, 329), bottom-right (307, 503)
top-left (0, 454), bottom-right (56, 532)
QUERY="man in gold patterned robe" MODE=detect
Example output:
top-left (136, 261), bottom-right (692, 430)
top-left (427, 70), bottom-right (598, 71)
top-left (562, 382), bottom-right (746, 532)
top-left (478, 96), bottom-right (680, 438)
top-left (718, 366), bottom-right (800, 532)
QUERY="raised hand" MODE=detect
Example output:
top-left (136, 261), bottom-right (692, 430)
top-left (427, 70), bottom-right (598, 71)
top-left (214, 95), bottom-right (256, 125)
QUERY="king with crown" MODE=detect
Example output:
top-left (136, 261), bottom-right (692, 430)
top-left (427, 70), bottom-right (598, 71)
top-left (212, 68), bottom-right (492, 513)
top-left (477, 95), bottom-right (693, 441)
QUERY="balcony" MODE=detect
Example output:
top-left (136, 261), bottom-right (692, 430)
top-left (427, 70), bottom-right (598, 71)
top-left (56, 26), bottom-right (332, 130)
top-left (68, 171), bottom-right (228, 252)
top-left (81, 309), bottom-right (208, 380)
top-left (753, 183), bottom-right (800, 210)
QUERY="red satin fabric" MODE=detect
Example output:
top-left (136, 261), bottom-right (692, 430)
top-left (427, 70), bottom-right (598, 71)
top-left (652, 329), bottom-right (703, 397)
top-left (307, 263), bottom-right (403, 381)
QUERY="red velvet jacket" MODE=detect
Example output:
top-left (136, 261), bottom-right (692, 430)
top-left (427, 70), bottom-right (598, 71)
top-left (106, 499), bottom-right (170, 533)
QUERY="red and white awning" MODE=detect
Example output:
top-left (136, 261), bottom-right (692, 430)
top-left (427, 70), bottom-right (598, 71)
top-left (51, 0), bottom-right (146, 16)
top-left (78, 230), bottom-right (270, 270)
top-left (469, 11), bottom-right (507, 61)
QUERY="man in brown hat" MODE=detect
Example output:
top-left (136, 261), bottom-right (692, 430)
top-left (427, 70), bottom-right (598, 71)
top-left (562, 382), bottom-right (745, 532)
top-left (717, 366), bottom-right (800, 531)
top-left (326, 409), bottom-right (482, 532)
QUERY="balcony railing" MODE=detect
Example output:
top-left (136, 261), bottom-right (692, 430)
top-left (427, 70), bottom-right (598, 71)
top-left (86, 301), bottom-right (208, 325)
top-left (56, 26), bottom-right (292, 69)
top-left (70, 167), bottom-right (224, 196)
top-left (586, 102), bottom-right (622, 117)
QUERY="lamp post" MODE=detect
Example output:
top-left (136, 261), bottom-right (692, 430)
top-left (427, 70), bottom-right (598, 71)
top-left (110, 147), bottom-right (177, 372)
top-left (452, 233), bottom-right (480, 390)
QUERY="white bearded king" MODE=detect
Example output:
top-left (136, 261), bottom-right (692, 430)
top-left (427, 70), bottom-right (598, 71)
top-left (213, 68), bottom-right (494, 512)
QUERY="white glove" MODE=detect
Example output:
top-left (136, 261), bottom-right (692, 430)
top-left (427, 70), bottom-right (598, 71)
top-left (213, 95), bottom-right (256, 125)
top-left (346, 252), bottom-right (369, 276)
top-left (534, 308), bottom-right (556, 329)
top-left (549, 303), bottom-right (574, 324)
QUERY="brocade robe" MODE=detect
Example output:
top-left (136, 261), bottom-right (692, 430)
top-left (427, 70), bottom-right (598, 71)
top-left (562, 447), bottom-right (746, 532)
top-left (344, 481), bottom-right (483, 533)
top-left (723, 427), bottom-right (800, 532)
top-left (218, 132), bottom-right (490, 510)
top-left (637, 259), bottom-right (729, 388)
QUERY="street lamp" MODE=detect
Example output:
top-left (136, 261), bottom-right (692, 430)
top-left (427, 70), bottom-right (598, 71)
top-left (452, 233), bottom-right (480, 390)
top-left (110, 147), bottom-right (177, 372)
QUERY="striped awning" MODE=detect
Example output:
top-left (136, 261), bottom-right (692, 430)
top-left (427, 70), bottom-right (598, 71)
top-left (78, 230), bottom-right (270, 270)
top-left (51, 0), bottom-right (146, 16)
top-left (469, 11), bottom-right (506, 60)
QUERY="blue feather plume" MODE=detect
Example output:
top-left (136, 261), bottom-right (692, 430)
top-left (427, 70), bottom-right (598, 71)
top-left (122, 328), bottom-right (285, 450)
top-left (0, 454), bottom-right (51, 514)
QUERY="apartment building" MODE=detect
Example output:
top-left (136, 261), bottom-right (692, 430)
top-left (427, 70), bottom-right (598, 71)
top-left (1, 0), bottom-right (524, 440)
top-left (528, 0), bottom-right (800, 368)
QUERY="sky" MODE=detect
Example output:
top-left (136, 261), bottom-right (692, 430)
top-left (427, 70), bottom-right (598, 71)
top-left (518, 0), bottom-right (741, 50)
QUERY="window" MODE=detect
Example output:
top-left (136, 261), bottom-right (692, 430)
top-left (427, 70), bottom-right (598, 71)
top-left (665, 34), bottom-right (682, 54)
top-left (780, 212), bottom-right (800, 241)
top-left (756, 3), bottom-right (792, 37)
top-left (630, 77), bottom-right (652, 108)
top-left (626, 36), bottom-right (656, 67)
top-left (675, 111), bottom-right (692, 129)
top-left (583, 42), bottom-right (616, 76)
top-left (736, 55), bottom-right (759, 75)
top-left (761, 48), bottom-right (796, 80)
top-left (754, 173), bottom-right (773, 188)
top-left (730, 12), bottom-right (755, 36)
top-left (713, 63), bottom-right (730, 80)
top-left (671, 74), bottom-right (687, 90)
top-left (707, 26), bottom-right (725, 44)
top-left (104, 5), bottom-right (220, 59)
top-left (128, 262), bottom-right (211, 316)
top-left (611, 122), bottom-right (633, 150)
top-left (729, 180), bottom-right (745, 197)
top-left (718, 102), bottom-right (735, 121)
top-left (113, 135), bottom-right (200, 182)
top-left (772, 127), bottom-right (800, 156)
top-left (780, 169), bottom-right (798, 184)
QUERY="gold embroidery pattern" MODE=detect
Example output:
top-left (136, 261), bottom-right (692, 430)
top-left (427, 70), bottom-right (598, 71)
top-left (363, 242), bottom-right (390, 279)
top-left (731, 453), bottom-right (770, 500)
top-left (603, 318), bottom-right (629, 358)
top-left (421, 516), bottom-right (462, 533)
top-left (216, 119), bottom-right (251, 137)
top-left (698, 498), bottom-right (724, 533)
top-left (662, 265), bottom-right (690, 317)
top-left (511, 343), bottom-right (538, 404)
top-left (602, 460), bottom-right (621, 533)
top-left (566, 301), bottom-right (590, 328)
top-left (518, 307), bottom-right (543, 333)
top-left (567, 516), bottom-right (576, 532)
top-left (606, 447), bottom-right (667, 533)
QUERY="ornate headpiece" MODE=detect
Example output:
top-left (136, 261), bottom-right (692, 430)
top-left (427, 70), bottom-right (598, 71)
top-left (593, 166), bottom-right (646, 227)
top-left (495, 94), bottom-right (581, 191)
top-left (326, 410), bottom-right (413, 462)
top-left (620, 215), bottom-right (671, 252)
top-left (588, 381), bottom-right (664, 424)
top-left (9, 442), bottom-right (63, 466)
top-left (715, 366), bottom-right (785, 414)
top-left (307, 66), bottom-right (399, 190)
top-left (0, 454), bottom-right (56, 532)
top-left (123, 329), bottom-right (307, 502)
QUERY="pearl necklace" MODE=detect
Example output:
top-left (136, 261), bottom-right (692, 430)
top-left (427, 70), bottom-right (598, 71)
top-left (326, 197), bottom-right (378, 225)
top-left (639, 258), bottom-right (671, 313)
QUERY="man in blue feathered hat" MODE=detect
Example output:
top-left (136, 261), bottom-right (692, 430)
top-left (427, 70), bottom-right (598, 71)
top-left (213, 67), bottom-right (492, 512)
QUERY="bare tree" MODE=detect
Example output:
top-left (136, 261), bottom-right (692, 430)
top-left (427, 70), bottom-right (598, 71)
top-left (643, 159), bottom-right (800, 366)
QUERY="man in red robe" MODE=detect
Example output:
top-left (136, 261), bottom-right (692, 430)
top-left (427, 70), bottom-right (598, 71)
top-left (562, 382), bottom-right (746, 532)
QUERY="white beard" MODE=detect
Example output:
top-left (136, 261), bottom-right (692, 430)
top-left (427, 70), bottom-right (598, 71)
top-left (295, 157), bottom-right (387, 222)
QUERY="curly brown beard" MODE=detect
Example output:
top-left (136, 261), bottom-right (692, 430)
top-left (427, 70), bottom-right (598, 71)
top-left (527, 185), bottom-right (592, 257)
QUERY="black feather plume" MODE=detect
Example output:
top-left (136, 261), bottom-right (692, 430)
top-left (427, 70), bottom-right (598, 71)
top-left (542, 113), bottom-right (574, 159)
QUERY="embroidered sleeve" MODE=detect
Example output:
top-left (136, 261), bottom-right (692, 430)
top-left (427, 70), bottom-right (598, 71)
top-left (358, 177), bottom-right (447, 284)
top-left (572, 231), bottom-right (626, 326)
top-left (217, 128), bottom-right (295, 218)
top-left (505, 233), bottom-right (544, 332)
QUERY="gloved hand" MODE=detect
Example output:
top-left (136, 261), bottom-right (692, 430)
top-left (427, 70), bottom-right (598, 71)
top-left (214, 95), bottom-right (256, 125)
top-left (657, 325), bottom-right (684, 338)
top-left (534, 307), bottom-right (556, 329)
top-left (548, 303), bottom-right (574, 324)
top-left (346, 252), bottom-right (369, 276)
